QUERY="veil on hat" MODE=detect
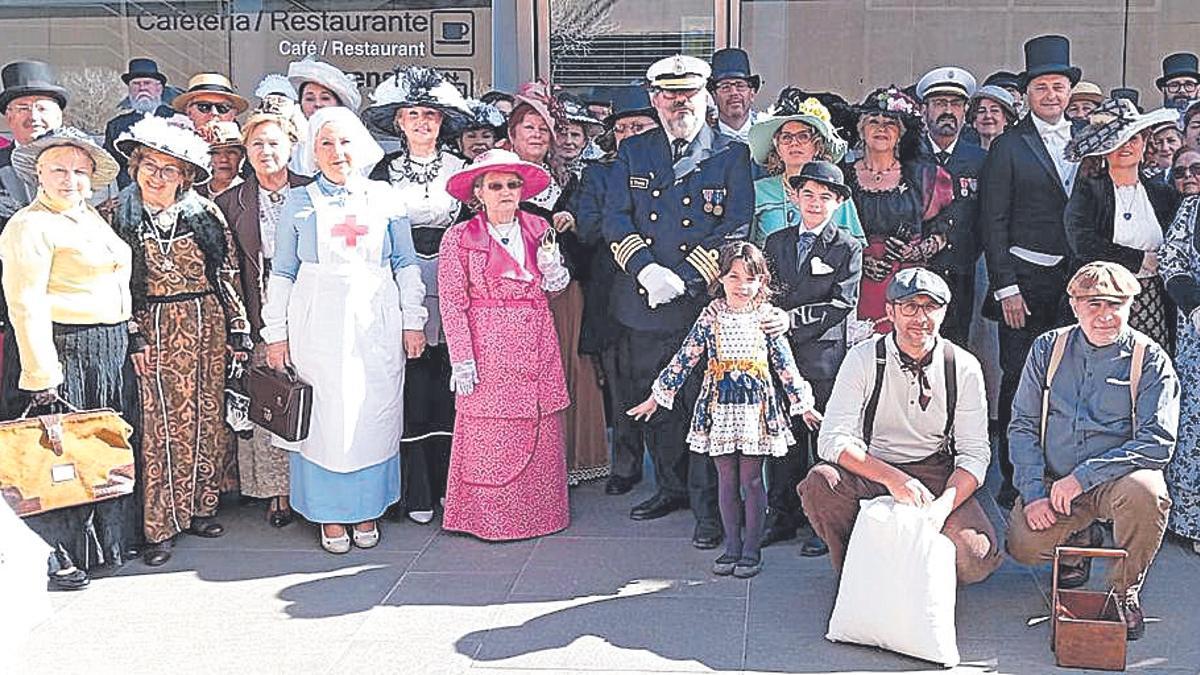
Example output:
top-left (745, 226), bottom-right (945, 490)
top-left (294, 106), bottom-right (383, 178)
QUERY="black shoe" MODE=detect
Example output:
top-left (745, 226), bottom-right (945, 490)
top-left (185, 516), bottom-right (225, 538)
top-left (268, 497), bottom-right (294, 528)
top-left (1122, 595), bottom-right (1145, 641)
top-left (712, 553), bottom-right (739, 576)
top-left (630, 493), bottom-right (687, 521)
top-left (47, 547), bottom-right (89, 591)
top-left (143, 542), bottom-right (173, 567)
top-left (761, 525), bottom-right (798, 548)
top-left (692, 524), bottom-right (723, 549)
top-left (605, 475), bottom-right (639, 496)
top-left (733, 555), bottom-right (763, 578)
top-left (799, 534), bottom-right (829, 557)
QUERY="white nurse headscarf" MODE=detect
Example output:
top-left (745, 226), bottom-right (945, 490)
top-left (295, 106), bottom-right (383, 178)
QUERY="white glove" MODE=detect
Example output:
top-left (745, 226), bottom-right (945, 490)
top-left (537, 246), bottom-right (570, 293)
top-left (450, 360), bottom-right (479, 396)
top-left (1190, 307), bottom-right (1200, 336)
top-left (636, 263), bottom-right (686, 308)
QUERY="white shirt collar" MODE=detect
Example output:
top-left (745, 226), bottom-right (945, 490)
top-left (718, 114), bottom-right (754, 141)
top-left (927, 133), bottom-right (958, 156)
top-left (799, 215), bottom-right (830, 237)
top-left (1031, 113), bottom-right (1070, 136)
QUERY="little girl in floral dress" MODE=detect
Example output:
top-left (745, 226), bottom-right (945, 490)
top-left (628, 242), bottom-right (820, 578)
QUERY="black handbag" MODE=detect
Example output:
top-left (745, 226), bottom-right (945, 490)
top-left (246, 365), bottom-right (313, 442)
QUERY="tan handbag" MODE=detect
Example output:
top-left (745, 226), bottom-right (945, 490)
top-left (0, 397), bottom-right (135, 517)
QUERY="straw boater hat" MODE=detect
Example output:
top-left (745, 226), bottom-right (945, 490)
top-left (11, 126), bottom-right (120, 186)
top-left (171, 73), bottom-right (250, 115)
top-left (1069, 81), bottom-right (1104, 106)
top-left (115, 115), bottom-right (213, 184)
top-left (748, 88), bottom-right (848, 165)
top-left (1064, 97), bottom-right (1179, 162)
top-left (287, 56), bottom-right (361, 111)
top-left (361, 65), bottom-right (470, 139)
top-left (445, 148), bottom-right (551, 203)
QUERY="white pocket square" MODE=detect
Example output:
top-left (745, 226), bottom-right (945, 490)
top-left (810, 257), bottom-right (834, 275)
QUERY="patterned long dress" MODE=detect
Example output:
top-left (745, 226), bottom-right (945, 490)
top-left (129, 196), bottom-right (249, 544)
top-left (1158, 194), bottom-right (1200, 544)
top-left (651, 299), bottom-right (815, 457)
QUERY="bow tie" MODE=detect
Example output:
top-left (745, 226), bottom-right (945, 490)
top-left (1040, 119), bottom-right (1071, 142)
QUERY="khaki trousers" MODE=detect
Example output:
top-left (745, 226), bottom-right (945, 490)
top-left (798, 452), bottom-right (1002, 585)
top-left (1005, 469), bottom-right (1171, 595)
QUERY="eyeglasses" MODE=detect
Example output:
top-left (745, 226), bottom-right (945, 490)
top-left (777, 130), bottom-right (816, 146)
top-left (714, 81), bottom-right (752, 94)
top-left (485, 180), bottom-right (523, 192)
top-left (1164, 81), bottom-right (1200, 95)
top-left (1174, 162), bottom-right (1200, 179)
top-left (7, 100), bottom-right (58, 115)
top-left (614, 121), bottom-right (653, 135)
top-left (138, 161), bottom-right (184, 182)
top-left (190, 101), bottom-right (233, 115)
top-left (893, 301), bottom-right (945, 317)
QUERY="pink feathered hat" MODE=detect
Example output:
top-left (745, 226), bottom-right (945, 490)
top-left (446, 148), bottom-right (552, 203)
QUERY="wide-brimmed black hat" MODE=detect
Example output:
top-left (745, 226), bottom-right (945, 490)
top-left (787, 161), bottom-right (851, 200)
top-left (707, 48), bottom-right (760, 91)
top-left (1157, 52), bottom-right (1200, 89)
top-left (0, 60), bottom-right (67, 114)
top-left (122, 58), bottom-right (167, 85)
top-left (1020, 35), bottom-right (1081, 87)
top-left (983, 70), bottom-right (1023, 93)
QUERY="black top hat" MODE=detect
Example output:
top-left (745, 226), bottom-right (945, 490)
top-left (122, 58), bottom-right (167, 85)
top-left (787, 161), bottom-right (851, 201)
top-left (983, 70), bottom-right (1023, 92)
top-left (708, 48), bottom-right (760, 91)
top-left (603, 86), bottom-right (654, 127)
top-left (1111, 87), bottom-right (1141, 109)
top-left (1021, 35), bottom-right (1081, 87)
top-left (1157, 52), bottom-right (1200, 89)
top-left (0, 60), bottom-right (67, 114)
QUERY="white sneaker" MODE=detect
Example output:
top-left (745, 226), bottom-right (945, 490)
top-left (352, 524), bottom-right (380, 549)
top-left (407, 510), bottom-right (434, 525)
top-left (320, 526), bottom-right (351, 554)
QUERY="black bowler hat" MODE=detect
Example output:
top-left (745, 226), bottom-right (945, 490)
top-left (1111, 87), bottom-right (1141, 110)
top-left (1020, 35), bottom-right (1081, 87)
top-left (1157, 52), bottom-right (1200, 89)
top-left (787, 161), bottom-right (851, 200)
top-left (983, 70), bottom-right (1023, 92)
top-left (122, 58), bottom-right (167, 85)
top-left (0, 60), bottom-right (67, 114)
top-left (708, 48), bottom-right (761, 91)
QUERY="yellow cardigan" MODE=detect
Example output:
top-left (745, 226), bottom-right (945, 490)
top-left (0, 192), bottom-right (132, 390)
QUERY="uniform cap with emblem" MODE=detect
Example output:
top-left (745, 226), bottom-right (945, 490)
top-left (1067, 261), bottom-right (1141, 301)
top-left (915, 66), bottom-right (976, 102)
top-left (646, 55), bottom-right (711, 91)
top-left (885, 267), bottom-right (952, 305)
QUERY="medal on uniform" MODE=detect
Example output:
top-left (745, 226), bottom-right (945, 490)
top-left (712, 190), bottom-right (725, 217)
top-left (702, 189), bottom-right (714, 214)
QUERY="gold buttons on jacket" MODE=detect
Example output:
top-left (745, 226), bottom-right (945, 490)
top-left (649, 212), bottom-right (658, 221)
top-left (652, 189), bottom-right (661, 197)
top-left (645, 237), bottom-right (654, 245)
top-left (682, 196), bottom-right (691, 205)
top-left (682, 219), bottom-right (692, 227)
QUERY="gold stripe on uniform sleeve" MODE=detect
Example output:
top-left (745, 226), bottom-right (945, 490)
top-left (687, 245), bottom-right (721, 284)
top-left (611, 234), bottom-right (649, 271)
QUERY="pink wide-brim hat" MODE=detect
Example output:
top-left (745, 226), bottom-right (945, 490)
top-left (445, 148), bottom-right (552, 203)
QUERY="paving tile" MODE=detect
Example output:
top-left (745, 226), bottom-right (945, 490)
top-left (473, 595), bottom-right (747, 672)
top-left (383, 570), bottom-right (517, 606)
top-left (409, 531), bottom-right (537, 573)
top-left (330, 637), bottom-right (479, 675)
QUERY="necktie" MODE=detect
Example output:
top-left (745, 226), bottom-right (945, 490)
top-left (796, 231), bottom-right (817, 270)
top-left (898, 347), bottom-right (936, 411)
top-left (672, 138), bottom-right (689, 161)
top-left (935, 150), bottom-right (951, 166)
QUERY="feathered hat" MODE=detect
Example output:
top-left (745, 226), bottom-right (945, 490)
top-left (510, 81), bottom-right (568, 141)
top-left (361, 65), bottom-right (471, 139)
top-left (115, 115), bottom-right (213, 184)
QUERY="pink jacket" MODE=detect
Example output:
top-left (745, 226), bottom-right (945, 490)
top-left (438, 210), bottom-right (569, 419)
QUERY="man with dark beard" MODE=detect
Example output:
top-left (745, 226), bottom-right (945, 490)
top-left (103, 59), bottom-right (175, 187)
top-left (916, 66), bottom-right (986, 346)
top-left (1156, 52), bottom-right (1200, 113)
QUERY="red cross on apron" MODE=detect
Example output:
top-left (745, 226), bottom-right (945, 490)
top-left (331, 214), bottom-right (368, 247)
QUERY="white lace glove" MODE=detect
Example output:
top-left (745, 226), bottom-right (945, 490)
top-left (450, 360), bottom-right (479, 396)
top-left (537, 246), bottom-right (570, 293)
top-left (636, 263), bottom-right (686, 308)
top-left (1190, 307), bottom-right (1200, 336)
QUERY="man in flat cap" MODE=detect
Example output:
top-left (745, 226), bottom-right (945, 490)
top-left (1006, 261), bottom-right (1178, 641)
top-left (603, 54), bottom-right (757, 548)
top-left (916, 66), bottom-right (986, 346)
top-left (798, 267), bottom-right (1000, 584)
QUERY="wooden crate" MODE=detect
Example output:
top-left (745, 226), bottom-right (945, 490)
top-left (1051, 546), bottom-right (1128, 671)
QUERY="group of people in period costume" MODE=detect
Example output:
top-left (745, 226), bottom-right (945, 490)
top-left (3, 30), bottom-right (1200, 646)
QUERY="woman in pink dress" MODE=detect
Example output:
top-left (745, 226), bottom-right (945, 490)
top-left (438, 149), bottom-right (571, 540)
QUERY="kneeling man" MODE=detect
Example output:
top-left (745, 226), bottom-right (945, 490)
top-left (1006, 261), bottom-right (1178, 640)
top-left (799, 268), bottom-right (1001, 584)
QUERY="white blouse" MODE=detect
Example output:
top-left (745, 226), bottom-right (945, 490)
top-left (487, 219), bottom-right (531, 280)
top-left (1112, 183), bottom-right (1163, 252)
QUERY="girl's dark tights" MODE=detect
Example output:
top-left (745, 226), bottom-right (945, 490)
top-left (714, 454), bottom-right (766, 560)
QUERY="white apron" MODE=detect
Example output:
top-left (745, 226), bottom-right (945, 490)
top-left (286, 182), bottom-right (406, 473)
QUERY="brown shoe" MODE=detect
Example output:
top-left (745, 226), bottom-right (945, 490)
top-left (1121, 594), bottom-right (1145, 641)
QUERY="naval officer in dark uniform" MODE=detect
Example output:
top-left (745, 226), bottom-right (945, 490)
top-left (603, 55), bottom-right (755, 548)
top-left (916, 66), bottom-right (987, 346)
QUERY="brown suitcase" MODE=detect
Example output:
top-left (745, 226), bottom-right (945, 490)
top-left (246, 365), bottom-right (313, 442)
top-left (0, 402), bottom-right (135, 517)
top-left (1051, 546), bottom-right (1128, 671)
